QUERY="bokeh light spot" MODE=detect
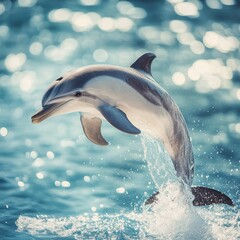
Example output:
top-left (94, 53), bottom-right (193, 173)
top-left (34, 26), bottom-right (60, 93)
top-left (55, 181), bottom-right (61, 187)
top-left (18, 0), bottom-right (37, 7)
top-left (48, 8), bottom-right (72, 22)
top-left (220, 0), bottom-right (235, 5)
top-left (208, 76), bottom-right (221, 89)
top-left (30, 151), bottom-right (38, 159)
top-left (172, 72), bottom-right (186, 85)
top-left (93, 49), bottom-right (108, 62)
top-left (0, 127), bottom-right (8, 137)
top-left (29, 42), bottom-right (43, 55)
top-left (80, 0), bottom-right (100, 6)
top-left (60, 38), bottom-right (78, 52)
top-left (5, 53), bottom-right (26, 72)
top-left (0, 3), bottom-right (5, 15)
top-left (36, 172), bottom-right (44, 180)
top-left (91, 206), bottom-right (97, 212)
top-left (190, 41), bottom-right (205, 55)
top-left (62, 181), bottom-right (71, 188)
top-left (47, 151), bottom-right (55, 159)
top-left (169, 20), bottom-right (188, 33)
top-left (236, 89), bottom-right (240, 100)
top-left (116, 17), bottom-right (134, 32)
top-left (71, 13), bottom-right (95, 32)
top-left (18, 181), bottom-right (25, 188)
top-left (0, 25), bottom-right (9, 37)
top-left (98, 17), bottom-right (115, 32)
top-left (174, 2), bottom-right (199, 17)
top-left (84, 176), bottom-right (91, 182)
top-left (32, 158), bottom-right (45, 167)
top-left (203, 31), bottom-right (220, 48)
top-left (116, 187), bottom-right (125, 194)
top-left (177, 32), bottom-right (195, 45)
top-left (20, 71), bottom-right (36, 92)
top-left (188, 67), bottom-right (200, 81)
top-left (206, 0), bottom-right (222, 9)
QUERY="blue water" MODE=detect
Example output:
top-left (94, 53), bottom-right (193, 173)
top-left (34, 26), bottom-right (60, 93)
top-left (0, 0), bottom-right (239, 239)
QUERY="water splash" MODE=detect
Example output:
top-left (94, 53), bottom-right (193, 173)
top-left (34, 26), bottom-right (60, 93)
top-left (16, 135), bottom-right (239, 239)
top-left (16, 206), bottom-right (239, 240)
top-left (140, 135), bottom-right (212, 239)
top-left (141, 134), bottom-right (178, 188)
top-left (140, 183), bottom-right (212, 239)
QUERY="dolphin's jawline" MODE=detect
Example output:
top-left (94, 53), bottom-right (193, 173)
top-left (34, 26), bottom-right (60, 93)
top-left (31, 100), bottom-right (73, 123)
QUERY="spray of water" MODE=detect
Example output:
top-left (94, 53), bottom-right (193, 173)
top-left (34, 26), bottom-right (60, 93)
top-left (140, 135), bottom-right (212, 239)
top-left (16, 135), bottom-right (239, 239)
top-left (141, 134), bottom-right (178, 187)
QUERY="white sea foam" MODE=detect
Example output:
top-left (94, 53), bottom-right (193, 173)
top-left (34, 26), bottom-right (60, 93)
top-left (16, 203), bottom-right (238, 240)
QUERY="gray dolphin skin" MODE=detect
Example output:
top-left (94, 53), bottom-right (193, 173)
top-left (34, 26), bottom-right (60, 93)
top-left (32, 53), bottom-right (233, 207)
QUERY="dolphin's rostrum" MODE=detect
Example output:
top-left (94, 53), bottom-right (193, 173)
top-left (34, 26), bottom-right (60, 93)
top-left (32, 53), bottom-right (233, 207)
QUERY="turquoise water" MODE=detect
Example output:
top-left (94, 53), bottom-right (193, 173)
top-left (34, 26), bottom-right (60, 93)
top-left (0, 0), bottom-right (239, 239)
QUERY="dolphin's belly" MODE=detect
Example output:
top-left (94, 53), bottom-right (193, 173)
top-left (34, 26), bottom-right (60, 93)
top-left (85, 76), bottom-right (184, 172)
top-left (123, 104), bottom-right (175, 159)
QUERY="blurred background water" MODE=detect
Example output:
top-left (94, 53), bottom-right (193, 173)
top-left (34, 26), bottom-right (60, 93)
top-left (0, 0), bottom-right (239, 239)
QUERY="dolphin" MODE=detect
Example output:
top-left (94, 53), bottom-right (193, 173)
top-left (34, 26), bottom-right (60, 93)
top-left (32, 53), bottom-right (233, 206)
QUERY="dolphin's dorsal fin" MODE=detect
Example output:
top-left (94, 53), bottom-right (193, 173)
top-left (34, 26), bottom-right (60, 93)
top-left (130, 53), bottom-right (156, 76)
top-left (81, 115), bottom-right (108, 146)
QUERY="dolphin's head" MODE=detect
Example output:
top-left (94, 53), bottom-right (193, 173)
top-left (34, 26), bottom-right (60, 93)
top-left (31, 68), bottom-right (96, 124)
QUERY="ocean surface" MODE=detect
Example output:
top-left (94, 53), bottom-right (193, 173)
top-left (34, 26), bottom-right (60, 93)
top-left (0, 0), bottom-right (239, 239)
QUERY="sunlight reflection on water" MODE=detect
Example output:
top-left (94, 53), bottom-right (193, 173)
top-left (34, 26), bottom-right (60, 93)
top-left (0, 0), bottom-right (239, 239)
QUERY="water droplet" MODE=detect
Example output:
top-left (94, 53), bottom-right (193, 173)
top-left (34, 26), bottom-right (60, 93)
top-left (32, 158), bottom-right (44, 167)
top-left (116, 187), bottom-right (125, 194)
top-left (91, 206), bottom-right (97, 212)
top-left (84, 176), bottom-right (91, 182)
top-left (30, 151), bottom-right (38, 159)
top-left (55, 181), bottom-right (61, 187)
top-left (46, 151), bottom-right (55, 159)
top-left (61, 181), bottom-right (71, 188)
top-left (0, 127), bottom-right (8, 137)
top-left (36, 172), bottom-right (44, 179)
top-left (18, 181), bottom-right (25, 188)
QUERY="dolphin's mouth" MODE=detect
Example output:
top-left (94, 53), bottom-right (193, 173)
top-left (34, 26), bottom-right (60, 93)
top-left (31, 100), bottom-right (72, 124)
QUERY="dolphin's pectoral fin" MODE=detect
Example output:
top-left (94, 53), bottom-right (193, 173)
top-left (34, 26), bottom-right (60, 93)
top-left (130, 53), bottom-right (156, 77)
top-left (98, 105), bottom-right (141, 135)
top-left (145, 187), bottom-right (234, 206)
top-left (80, 115), bottom-right (108, 146)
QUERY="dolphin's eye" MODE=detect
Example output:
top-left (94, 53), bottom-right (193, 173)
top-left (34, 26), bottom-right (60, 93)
top-left (75, 91), bottom-right (82, 97)
top-left (56, 77), bottom-right (63, 81)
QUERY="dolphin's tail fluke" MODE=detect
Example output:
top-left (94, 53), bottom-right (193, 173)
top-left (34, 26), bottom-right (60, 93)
top-left (191, 186), bottom-right (234, 206)
top-left (145, 186), bottom-right (234, 206)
